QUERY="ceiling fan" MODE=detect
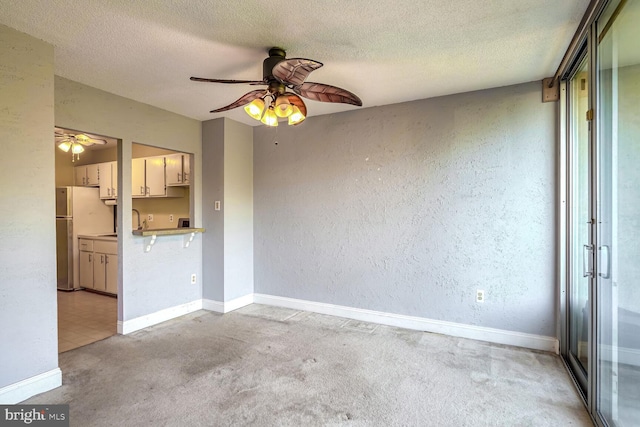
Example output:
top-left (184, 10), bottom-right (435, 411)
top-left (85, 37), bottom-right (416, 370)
top-left (191, 47), bottom-right (362, 126)
top-left (55, 128), bottom-right (107, 161)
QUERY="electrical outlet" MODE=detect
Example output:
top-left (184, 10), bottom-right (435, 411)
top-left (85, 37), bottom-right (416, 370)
top-left (190, 273), bottom-right (197, 284)
top-left (476, 290), bottom-right (485, 303)
top-left (215, 201), bottom-right (221, 211)
top-left (169, 214), bottom-right (174, 222)
top-left (147, 214), bottom-right (154, 222)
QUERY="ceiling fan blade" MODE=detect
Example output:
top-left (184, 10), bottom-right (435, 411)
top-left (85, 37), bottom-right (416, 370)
top-left (294, 82), bottom-right (362, 106)
top-left (285, 92), bottom-right (307, 118)
top-left (272, 58), bottom-right (323, 87)
top-left (74, 134), bottom-right (106, 145)
top-left (210, 89), bottom-right (265, 113)
top-left (190, 77), bottom-right (266, 85)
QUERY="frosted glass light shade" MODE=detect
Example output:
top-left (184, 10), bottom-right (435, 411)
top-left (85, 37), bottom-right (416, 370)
top-left (244, 99), bottom-right (265, 120)
top-left (288, 106), bottom-right (305, 125)
top-left (261, 108), bottom-right (278, 126)
top-left (71, 143), bottom-right (85, 154)
top-left (275, 96), bottom-right (293, 118)
top-left (58, 141), bottom-right (72, 152)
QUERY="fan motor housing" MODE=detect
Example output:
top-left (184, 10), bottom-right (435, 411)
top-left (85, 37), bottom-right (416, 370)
top-left (263, 47), bottom-right (286, 81)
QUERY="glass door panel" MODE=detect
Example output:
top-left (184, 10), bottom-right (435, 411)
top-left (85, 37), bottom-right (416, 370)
top-left (597, 0), bottom-right (640, 424)
top-left (568, 57), bottom-right (591, 389)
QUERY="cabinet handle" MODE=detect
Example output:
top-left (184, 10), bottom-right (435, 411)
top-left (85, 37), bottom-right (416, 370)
top-left (105, 255), bottom-right (109, 265)
top-left (183, 172), bottom-right (188, 182)
top-left (107, 188), bottom-right (111, 196)
top-left (178, 172), bottom-right (181, 183)
top-left (101, 255), bottom-right (104, 264)
top-left (112, 188), bottom-right (116, 197)
top-left (89, 254), bottom-right (92, 262)
top-left (146, 186), bottom-right (150, 195)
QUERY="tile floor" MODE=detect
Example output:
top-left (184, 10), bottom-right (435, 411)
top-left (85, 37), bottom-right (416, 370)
top-left (57, 290), bottom-right (117, 353)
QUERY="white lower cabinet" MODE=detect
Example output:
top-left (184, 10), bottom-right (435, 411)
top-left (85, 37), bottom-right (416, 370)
top-left (78, 238), bottom-right (117, 295)
top-left (79, 250), bottom-right (94, 289)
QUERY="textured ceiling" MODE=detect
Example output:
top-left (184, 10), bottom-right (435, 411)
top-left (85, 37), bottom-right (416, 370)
top-left (0, 0), bottom-right (589, 126)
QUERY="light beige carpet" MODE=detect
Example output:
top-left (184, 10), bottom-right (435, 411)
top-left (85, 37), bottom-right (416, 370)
top-left (26, 304), bottom-right (592, 426)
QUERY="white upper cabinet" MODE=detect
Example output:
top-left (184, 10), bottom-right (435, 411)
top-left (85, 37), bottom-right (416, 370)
top-left (183, 154), bottom-right (190, 185)
top-left (99, 162), bottom-right (117, 199)
top-left (165, 153), bottom-right (190, 186)
top-left (75, 164), bottom-right (100, 186)
top-left (132, 158), bottom-right (146, 197)
top-left (132, 156), bottom-right (184, 198)
top-left (165, 153), bottom-right (183, 186)
top-left (145, 156), bottom-right (166, 196)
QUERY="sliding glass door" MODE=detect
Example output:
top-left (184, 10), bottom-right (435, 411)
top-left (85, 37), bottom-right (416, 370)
top-left (596, 0), bottom-right (640, 424)
top-left (567, 57), bottom-right (591, 392)
top-left (563, 1), bottom-right (640, 424)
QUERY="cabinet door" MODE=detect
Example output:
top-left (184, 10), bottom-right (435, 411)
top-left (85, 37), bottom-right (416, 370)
top-left (99, 162), bottom-right (112, 199)
top-left (86, 164), bottom-right (100, 186)
top-left (165, 154), bottom-right (183, 186)
top-left (93, 253), bottom-right (106, 291)
top-left (75, 167), bottom-right (87, 186)
top-left (79, 251), bottom-right (93, 289)
top-left (105, 254), bottom-right (118, 295)
top-left (132, 158), bottom-right (146, 197)
top-left (111, 161), bottom-right (118, 198)
top-left (145, 156), bottom-right (166, 196)
top-left (183, 154), bottom-right (190, 184)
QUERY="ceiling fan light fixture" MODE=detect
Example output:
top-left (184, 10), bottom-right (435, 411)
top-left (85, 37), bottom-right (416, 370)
top-left (261, 107), bottom-right (279, 127)
top-left (274, 96), bottom-right (293, 118)
top-left (288, 106), bottom-right (306, 125)
top-left (58, 140), bottom-right (72, 152)
top-left (244, 98), bottom-right (265, 121)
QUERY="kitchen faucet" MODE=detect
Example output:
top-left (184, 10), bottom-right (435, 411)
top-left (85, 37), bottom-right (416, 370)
top-left (132, 208), bottom-right (142, 230)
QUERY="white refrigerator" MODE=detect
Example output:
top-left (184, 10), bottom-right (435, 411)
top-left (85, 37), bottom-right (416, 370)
top-left (56, 186), bottom-right (114, 290)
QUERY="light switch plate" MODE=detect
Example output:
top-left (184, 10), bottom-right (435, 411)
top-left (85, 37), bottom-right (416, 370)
top-left (215, 201), bottom-right (221, 211)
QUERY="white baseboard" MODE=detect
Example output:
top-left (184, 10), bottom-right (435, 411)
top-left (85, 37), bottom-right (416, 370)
top-left (203, 294), bottom-right (253, 314)
top-left (117, 299), bottom-right (203, 335)
top-left (223, 294), bottom-right (254, 313)
top-left (202, 299), bottom-right (224, 313)
top-left (0, 368), bottom-right (62, 404)
top-left (253, 294), bottom-right (558, 353)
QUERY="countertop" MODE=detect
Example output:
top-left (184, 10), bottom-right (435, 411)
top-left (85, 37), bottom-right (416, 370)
top-left (132, 227), bottom-right (205, 237)
top-left (77, 233), bottom-right (117, 242)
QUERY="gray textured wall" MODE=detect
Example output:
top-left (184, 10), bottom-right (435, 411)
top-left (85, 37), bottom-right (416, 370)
top-left (55, 77), bottom-right (203, 321)
top-left (0, 25), bottom-right (58, 388)
top-left (254, 81), bottom-right (556, 336)
top-left (202, 118), bottom-right (225, 301)
top-left (223, 119), bottom-right (254, 301)
top-left (202, 118), bottom-right (254, 303)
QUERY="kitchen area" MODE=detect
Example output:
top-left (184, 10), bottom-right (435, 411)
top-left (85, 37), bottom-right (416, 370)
top-left (55, 127), bottom-right (193, 352)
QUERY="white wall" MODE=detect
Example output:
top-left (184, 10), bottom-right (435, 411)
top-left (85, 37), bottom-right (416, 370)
top-left (254, 81), bottom-right (557, 337)
top-left (55, 77), bottom-right (203, 322)
top-left (0, 24), bottom-right (59, 398)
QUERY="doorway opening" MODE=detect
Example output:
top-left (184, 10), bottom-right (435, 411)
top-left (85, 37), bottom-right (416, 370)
top-left (54, 126), bottom-right (119, 352)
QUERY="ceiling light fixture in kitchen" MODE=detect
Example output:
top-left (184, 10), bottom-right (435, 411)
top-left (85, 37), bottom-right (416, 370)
top-left (55, 129), bottom-right (107, 162)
